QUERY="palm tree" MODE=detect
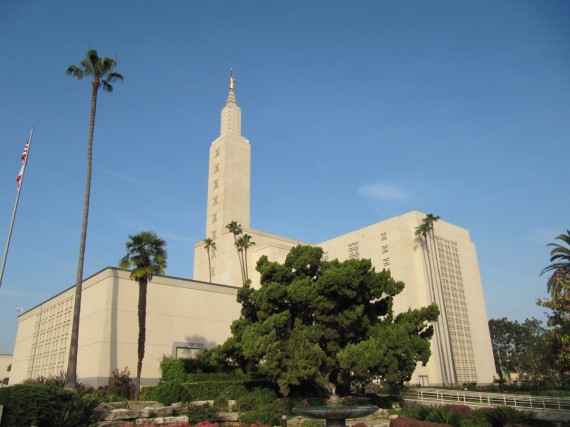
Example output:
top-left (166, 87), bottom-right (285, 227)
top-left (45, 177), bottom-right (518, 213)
top-left (226, 221), bottom-right (245, 283)
top-left (541, 230), bottom-right (570, 297)
top-left (203, 237), bottom-right (217, 282)
top-left (119, 231), bottom-right (167, 400)
top-left (415, 214), bottom-right (455, 386)
top-left (65, 49), bottom-right (123, 389)
top-left (236, 233), bottom-right (256, 282)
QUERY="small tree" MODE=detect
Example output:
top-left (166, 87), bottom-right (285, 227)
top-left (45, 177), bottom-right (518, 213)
top-left (236, 233), bottom-right (255, 282)
top-left (120, 231), bottom-right (167, 399)
top-left (203, 237), bottom-right (216, 282)
top-left (226, 221), bottom-right (246, 284)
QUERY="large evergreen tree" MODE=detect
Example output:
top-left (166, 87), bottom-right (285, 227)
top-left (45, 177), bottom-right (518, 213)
top-left (65, 49), bottom-right (123, 389)
top-left (221, 245), bottom-right (439, 396)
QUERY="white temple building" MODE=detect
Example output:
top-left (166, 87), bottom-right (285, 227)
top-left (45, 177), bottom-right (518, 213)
top-left (9, 74), bottom-right (495, 387)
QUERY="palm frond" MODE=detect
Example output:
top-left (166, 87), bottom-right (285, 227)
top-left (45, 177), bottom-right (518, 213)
top-left (541, 230), bottom-right (570, 297)
top-left (100, 81), bottom-right (113, 93)
top-left (106, 72), bottom-right (124, 83)
top-left (66, 65), bottom-right (84, 79)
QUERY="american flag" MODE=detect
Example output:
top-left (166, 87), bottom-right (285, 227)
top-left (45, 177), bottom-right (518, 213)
top-left (16, 141), bottom-right (30, 191)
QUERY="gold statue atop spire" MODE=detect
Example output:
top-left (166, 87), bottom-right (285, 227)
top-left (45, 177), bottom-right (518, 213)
top-left (229, 68), bottom-right (236, 91)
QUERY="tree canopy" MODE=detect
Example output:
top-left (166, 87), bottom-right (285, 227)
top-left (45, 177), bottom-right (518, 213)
top-left (488, 317), bottom-right (549, 387)
top-left (218, 245), bottom-right (439, 396)
top-left (536, 230), bottom-right (570, 387)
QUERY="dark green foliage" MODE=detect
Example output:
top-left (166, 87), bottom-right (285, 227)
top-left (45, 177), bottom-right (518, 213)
top-left (186, 379), bottom-right (248, 400)
top-left (0, 384), bottom-right (98, 427)
top-left (239, 408), bottom-right (282, 426)
top-left (160, 356), bottom-right (188, 382)
top-left (237, 387), bottom-right (287, 426)
top-left (221, 245), bottom-right (439, 395)
top-left (43, 397), bottom-right (100, 427)
top-left (370, 394), bottom-right (405, 409)
top-left (488, 317), bottom-right (549, 386)
top-left (425, 405), bottom-right (462, 427)
top-left (236, 387), bottom-right (277, 410)
top-left (486, 406), bottom-right (528, 427)
top-left (213, 394), bottom-right (229, 410)
top-left (144, 381), bottom-right (191, 405)
top-left (186, 371), bottom-right (246, 382)
top-left (396, 404), bottom-right (431, 419)
top-left (187, 403), bottom-right (217, 424)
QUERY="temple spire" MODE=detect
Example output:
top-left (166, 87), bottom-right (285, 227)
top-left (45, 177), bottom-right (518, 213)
top-left (221, 68), bottom-right (241, 135)
top-left (226, 68), bottom-right (237, 105)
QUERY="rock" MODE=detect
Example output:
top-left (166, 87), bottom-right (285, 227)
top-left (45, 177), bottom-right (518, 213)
top-left (215, 412), bottom-right (240, 422)
top-left (129, 400), bottom-right (162, 410)
top-left (103, 408), bottom-right (141, 421)
top-left (152, 406), bottom-right (174, 417)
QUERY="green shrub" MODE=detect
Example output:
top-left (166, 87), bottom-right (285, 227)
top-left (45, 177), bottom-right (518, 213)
top-left (236, 387), bottom-right (277, 410)
top-left (160, 357), bottom-right (188, 383)
top-left (0, 384), bottom-right (98, 427)
top-left (213, 394), bottom-right (229, 410)
top-left (239, 408), bottom-right (281, 426)
top-left (425, 405), bottom-right (462, 427)
top-left (43, 397), bottom-right (101, 427)
top-left (187, 403), bottom-right (217, 424)
top-left (397, 404), bottom-right (430, 419)
top-left (486, 406), bottom-right (528, 427)
top-left (236, 388), bottom-right (284, 426)
top-left (144, 381), bottom-right (191, 405)
top-left (373, 394), bottom-right (406, 409)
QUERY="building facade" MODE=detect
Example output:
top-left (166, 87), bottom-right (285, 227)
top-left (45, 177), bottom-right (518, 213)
top-left (10, 74), bottom-right (495, 387)
top-left (10, 269), bottom-right (240, 386)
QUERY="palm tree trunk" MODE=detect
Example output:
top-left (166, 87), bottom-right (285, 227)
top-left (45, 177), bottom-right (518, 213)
top-left (135, 277), bottom-right (148, 400)
top-left (243, 247), bottom-right (249, 283)
top-left (65, 79), bottom-right (99, 390)
top-left (207, 248), bottom-right (212, 282)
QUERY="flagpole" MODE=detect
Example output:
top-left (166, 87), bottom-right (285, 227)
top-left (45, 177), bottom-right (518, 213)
top-left (0, 126), bottom-right (34, 289)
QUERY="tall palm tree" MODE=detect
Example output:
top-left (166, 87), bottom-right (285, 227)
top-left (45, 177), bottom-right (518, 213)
top-left (541, 230), bottom-right (570, 297)
top-left (203, 237), bottom-right (217, 282)
top-left (226, 221), bottom-right (245, 283)
top-left (65, 49), bottom-right (123, 389)
top-left (237, 233), bottom-right (256, 282)
top-left (120, 231), bottom-right (167, 400)
top-left (416, 217), bottom-right (449, 385)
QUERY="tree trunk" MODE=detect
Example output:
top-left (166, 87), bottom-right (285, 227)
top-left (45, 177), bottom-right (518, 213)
top-left (135, 277), bottom-right (148, 400)
top-left (65, 78), bottom-right (99, 390)
top-left (207, 248), bottom-right (212, 282)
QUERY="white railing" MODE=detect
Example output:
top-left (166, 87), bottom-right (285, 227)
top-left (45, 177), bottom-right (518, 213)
top-left (408, 388), bottom-right (570, 414)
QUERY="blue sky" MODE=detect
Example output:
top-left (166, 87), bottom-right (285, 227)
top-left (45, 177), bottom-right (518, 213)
top-left (0, 1), bottom-right (568, 355)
